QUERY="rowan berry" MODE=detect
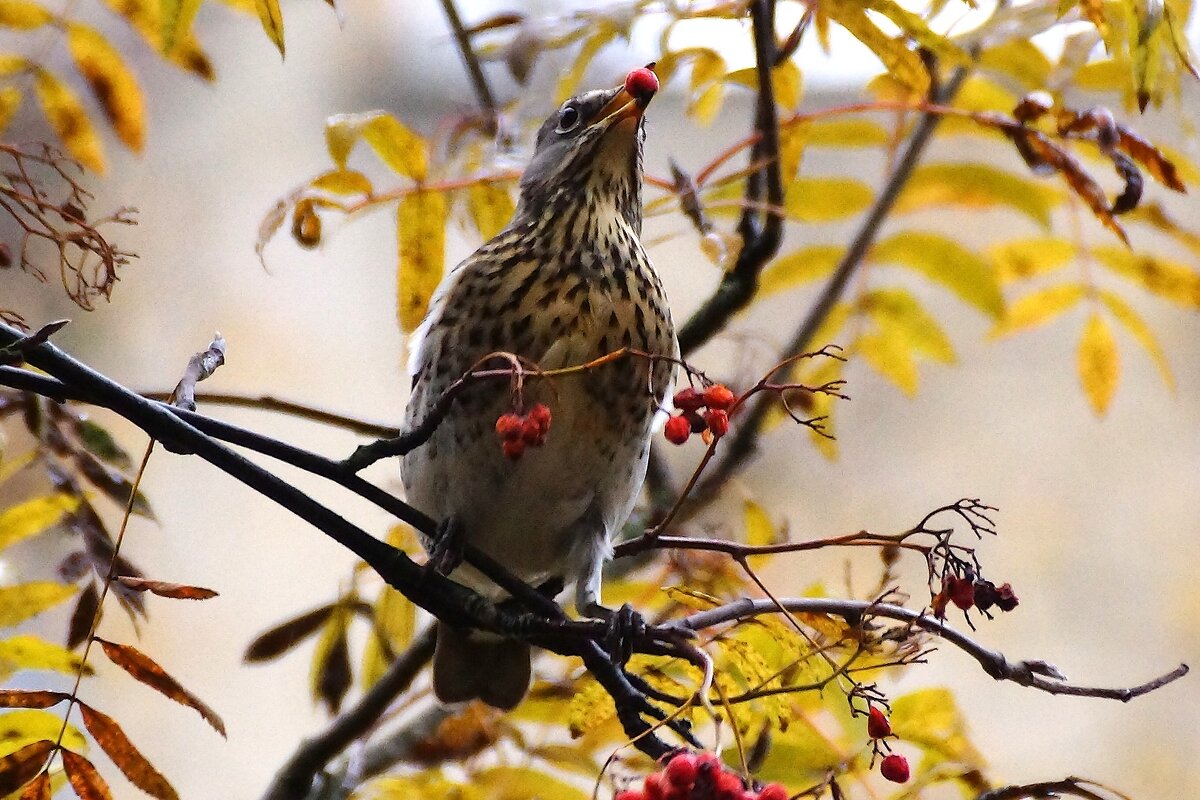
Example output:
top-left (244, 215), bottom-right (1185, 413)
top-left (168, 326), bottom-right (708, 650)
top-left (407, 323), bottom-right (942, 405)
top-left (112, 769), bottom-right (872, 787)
top-left (664, 415), bottom-right (691, 445)
top-left (880, 753), bottom-right (910, 783)
top-left (758, 784), bottom-right (789, 800)
top-left (994, 582), bottom-right (1019, 611)
top-left (673, 387), bottom-right (705, 412)
top-left (625, 66), bottom-right (659, 99)
top-left (950, 576), bottom-right (976, 610)
top-left (665, 753), bottom-right (697, 788)
top-left (643, 773), bottom-right (666, 800)
top-left (703, 383), bottom-right (736, 410)
top-left (714, 770), bottom-right (744, 799)
top-left (867, 706), bottom-right (891, 739)
top-left (705, 409), bottom-right (730, 437)
top-left (521, 417), bottom-right (545, 445)
top-left (495, 413), bottom-right (523, 440)
top-left (615, 791), bottom-right (644, 800)
top-left (501, 438), bottom-right (525, 461)
top-left (528, 403), bottom-right (552, 435)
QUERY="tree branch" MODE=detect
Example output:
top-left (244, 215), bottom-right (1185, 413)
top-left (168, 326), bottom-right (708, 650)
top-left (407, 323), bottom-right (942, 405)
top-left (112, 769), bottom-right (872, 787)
top-left (439, 0), bottom-right (499, 134)
top-left (677, 0), bottom-right (784, 355)
top-left (139, 390), bottom-right (398, 439)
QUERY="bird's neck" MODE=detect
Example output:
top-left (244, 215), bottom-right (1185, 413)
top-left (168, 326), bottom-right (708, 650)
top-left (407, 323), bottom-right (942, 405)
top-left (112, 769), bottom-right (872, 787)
top-left (518, 175), bottom-right (643, 249)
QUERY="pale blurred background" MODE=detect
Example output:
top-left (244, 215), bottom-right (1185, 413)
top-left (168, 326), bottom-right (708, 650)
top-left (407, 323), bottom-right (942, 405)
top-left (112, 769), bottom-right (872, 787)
top-left (2, 1), bottom-right (1198, 798)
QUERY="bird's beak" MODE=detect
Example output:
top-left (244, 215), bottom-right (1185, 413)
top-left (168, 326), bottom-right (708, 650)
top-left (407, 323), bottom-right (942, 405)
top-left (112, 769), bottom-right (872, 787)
top-left (590, 67), bottom-right (658, 128)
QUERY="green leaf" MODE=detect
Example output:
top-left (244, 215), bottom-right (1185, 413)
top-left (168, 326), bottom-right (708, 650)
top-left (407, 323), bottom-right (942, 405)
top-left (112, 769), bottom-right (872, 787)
top-left (859, 287), bottom-right (955, 363)
top-left (1078, 312), bottom-right (1120, 415)
top-left (0, 582), bottom-right (76, 627)
top-left (871, 232), bottom-right (1004, 318)
top-left (785, 177), bottom-right (872, 222)
top-left (1097, 289), bottom-right (1173, 390)
top-left (758, 245), bottom-right (842, 299)
top-left (0, 494), bottom-right (77, 551)
top-left (990, 283), bottom-right (1086, 338)
top-left (895, 163), bottom-right (1058, 228)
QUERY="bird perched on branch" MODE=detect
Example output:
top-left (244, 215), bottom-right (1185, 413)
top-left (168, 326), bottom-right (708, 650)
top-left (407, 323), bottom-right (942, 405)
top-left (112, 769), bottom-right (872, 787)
top-left (402, 66), bottom-right (676, 709)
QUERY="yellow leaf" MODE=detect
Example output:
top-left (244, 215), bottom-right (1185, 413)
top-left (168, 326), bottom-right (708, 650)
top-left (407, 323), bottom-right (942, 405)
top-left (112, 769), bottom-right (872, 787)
top-left (361, 587), bottom-right (415, 689)
top-left (99, 0), bottom-right (212, 80)
top-left (0, 494), bottom-right (76, 551)
top-left (870, 231), bottom-right (1004, 318)
top-left (758, 245), bottom-right (842, 299)
top-left (794, 118), bottom-right (888, 148)
top-left (159, 0), bottom-right (202, 55)
top-left (688, 48), bottom-right (726, 91)
top-left (1097, 290), bottom-right (1173, 390)
top-left (991, 283), bottom-right (1086, 337)
top-left (310, 169), bottom-right (372, 196)
top-left (1078, 311), bottom-right (1120, 415)
top-left (0, 582), bottom-right (75, 627)
top-left (0, 86), bottom-right (20, 134)
top-left (891, 687), bottom-right (983, 767)
top-left (0, 710), bottom-right (86, 757)
top-left (824, 0), bottom-right (929, 93)
top-left (743, 499), bottom-right (776, 569)
top-left (857, 330), bottom-right (919, 396)
top-left (1075, 58), bottom-right (1132, 94)
top-left (988, 237), bottom-right (1076, 284)
top-left (253, 0), bottom-right (284, 57)
top-left (467, 181), bottom-right (514, 241)
top-left (66, 24), bottom-right (145, 151)
top-left (725, 59), bottom-right (803, 110)
top-left (471, 766), bottom-right (587, 800)
top-left (785, 177), bottom-right (872, 222)
top-left (325, 111), bottom-right (427, 180)
top-left (777, 122), bottom-right (806, 184)
top-left (979, 39), bottom-right (1052, 88)
top-left (937, 76), bottom-right (1017, 138)
top-left (895, 162), bottom-right (1057, 228)
top-left (0, 0), bottom-right (52, 29)
top-left (554, 24), bottom-right (615, 103)
top-left (0, 635), bottom-right (86, 680)
top-left (860, 287), bottom-right (955, 363)
top-left (566, 677), bottom-right (614, 738)
top-left (397, 189), bottom-right (447, 332)
top-left (688, 82), bottom-right (724, 126)
top-left (1092, 246), bottom-right (1200, 309)
top-left (33, 68), bottom-right (104, 173)
top-left (751, 719), bottom-right (845, 785)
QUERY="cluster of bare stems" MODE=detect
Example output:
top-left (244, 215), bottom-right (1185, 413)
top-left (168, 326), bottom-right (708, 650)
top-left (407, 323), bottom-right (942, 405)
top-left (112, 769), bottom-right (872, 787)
top-left (0, 143), bottom-right (136, 315)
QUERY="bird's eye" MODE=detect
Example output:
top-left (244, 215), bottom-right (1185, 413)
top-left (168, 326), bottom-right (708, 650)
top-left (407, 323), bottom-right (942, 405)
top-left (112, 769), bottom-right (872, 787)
top-left (555, 105), bottom-right (581, 133)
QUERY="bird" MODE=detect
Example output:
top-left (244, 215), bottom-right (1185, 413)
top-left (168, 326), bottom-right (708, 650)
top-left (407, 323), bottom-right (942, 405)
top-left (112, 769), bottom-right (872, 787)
top-left (401, 66), bottom-right (676, 710)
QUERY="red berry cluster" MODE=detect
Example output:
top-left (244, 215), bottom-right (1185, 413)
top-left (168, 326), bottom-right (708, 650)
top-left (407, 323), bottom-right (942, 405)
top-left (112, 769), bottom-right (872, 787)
top-left (494, 403), bottom-right (552, 460)
top-left (932, 573), bottom-right (1019, 618)
top-left (614, 751), bottom-right (788, 800)
top-left (664, 384), bottom-right (736, 445)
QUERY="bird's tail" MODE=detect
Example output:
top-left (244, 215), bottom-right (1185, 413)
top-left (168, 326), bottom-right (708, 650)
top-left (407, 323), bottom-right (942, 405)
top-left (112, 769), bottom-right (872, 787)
top-left (433, 623), bottom-right (531, 710)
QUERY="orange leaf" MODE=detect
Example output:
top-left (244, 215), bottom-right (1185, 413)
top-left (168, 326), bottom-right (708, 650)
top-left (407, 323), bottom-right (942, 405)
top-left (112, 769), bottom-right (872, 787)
top-left (1117, 127), bottom-right (1186, 192)
top-left (0, 740), bottom-right (54, 796)
top-left (18, 771), bottom-right (50, 800)
top-left (112, 577), bottom-right (217, 600)
top-left (79, 703), bottom-right (178, 800)
top-left (0, 690), bottom-right (69, 709)
top-left (61, 750), bottom-right (113, 800)
top-left (95, 639), bottom-right (225, 737)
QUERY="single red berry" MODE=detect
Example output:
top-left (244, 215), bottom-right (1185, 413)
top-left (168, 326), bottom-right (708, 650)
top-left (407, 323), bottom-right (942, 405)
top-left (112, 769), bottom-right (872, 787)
top-left (758, 784), bottom-right (789, 800)
top-left (673, 386), bottom-right (705, 412)
top-left (867, 706), bottom-right (892, 738)
top-left (520, 416), bottom-right (545, 445)
top-left (950, 577), bottom-right (976, 610)
top-left (494, 413), bottom-right (523, 441)
top-left (695, 751), bottom-right (721, 771)
top-left (528, 403), bottom-right (552, 435)
top-left (665, 753), bottom-right (698, 788)
top-left (664, 415), bottom-right (691, 445)
top-left (625, 66), bottom-right (659, 100)
top-left (703, 383), bottom-right (736, 411)
top-left (880, 753), bottom-right (910, 784)
top-left (705, 408), bottom-right (730, 437)
top-left (643, 773), bottom-right (666, 800)
top-left (501, 438), bottom-right (525, 461)
top-left (994, 582), bottom-right (1019, 611)
top-left (615, 791), bottom-right (644, 800)
top-left (714, 770), bottom-right (744, 800)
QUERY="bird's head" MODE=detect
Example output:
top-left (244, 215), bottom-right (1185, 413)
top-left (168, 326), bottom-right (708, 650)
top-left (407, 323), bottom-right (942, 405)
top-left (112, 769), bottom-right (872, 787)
top-left (516, 66), bottom-right (659, 232)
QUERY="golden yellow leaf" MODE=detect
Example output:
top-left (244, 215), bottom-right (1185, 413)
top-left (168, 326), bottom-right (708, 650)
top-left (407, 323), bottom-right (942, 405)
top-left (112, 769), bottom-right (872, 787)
top-left (891, 687), bottom-right (984, 767)
top-left (991, 283), bottom-right (1086, 337)
top-left (325, 111), bottom-right (427, 180)
top-left (987, 237), bottom-right (1076, 284)
top-left (361, 586), bottom-right (414, 689)
top-left (0, 86), bottom-right (21, 134)
top-left (1127, 202), bottom-right (1200, 256)
top-left (895, 162), bottom-right (1057, 228)
top-left (99, 0), bottom-right (212, 80)
top-left (0, 494), bottom-right (76, 551)
top-left (1078, 311), bottom-right (1120, 415)
top-left (467, 181), bottom-right (514, 241)
top-left (870, 231), bottom-right (1004, 318)
top-left (66, 24), bottom-right (145, 151)
top-left (0, 582), bottom-right (75, 628)
top-left (566, 677), bottom-right (614, 738)
top-left (1074, 58), bottom-right (1132, 94)
top-left (688, 48), bottom-right (726, 90)
top-left (397, 189), bottom-right (447, 333)
top-left (0, 54), bottom-right (27, 75)
top-left (979, 39), bottom-right (1052, 88)
top-left (310, 169), bottom-right (372, 195)
top-left (824, 0), bottom-right (929, 93)
top-left (785, 177), bottom-right (872, 222)
top-left (0, 710), bottom-right (86, 757)
top-left (937, 76), bottom-right (1016, 138)
top-left (0, 636), bottom-right (86, 680)
top-left (794, 118), bottom-right (888, 148)
top-left (471, 766), bottom-right (587, 800)
top-left (860, 287), bottom-right (955, 364)
top-left (724, 59), bottom-right (803, 110)
top-left (857, 330), bottom-right (919, 396)
top-left (777, 122), bottom-right (806, 184)
top-left (743, 498), bottom-right (776, 569)
top-left (32, 68), bottom-right (104, 173)
top-left (0, 0), bottom-right (51, 29)
top-left (758, 245), bottom-right (842, 299)
top-left (1097, 290), bottom-right (1173, 390)
top-left (1092, 246), bottom-right (1200, 309)
top-left (159, 0), bottom-right (202, 55)
top-left (688, 82), bottom-right (724, 126)
top-left (554, 24), bottom-right (615, 103)
top-left (253, 0), bottom-right (284, 57)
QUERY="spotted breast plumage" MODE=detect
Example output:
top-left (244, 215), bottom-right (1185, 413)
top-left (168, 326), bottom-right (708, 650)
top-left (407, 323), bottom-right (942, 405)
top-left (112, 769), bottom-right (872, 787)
top-left (401, 67), bottom-right (675, 709)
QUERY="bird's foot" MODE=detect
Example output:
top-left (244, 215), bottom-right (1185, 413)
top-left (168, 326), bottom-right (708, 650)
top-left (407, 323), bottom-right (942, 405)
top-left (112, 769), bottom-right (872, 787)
top-left (426, 517), bottom-right (464, 576)
top-left (584, 602), bottom-right (646, 666)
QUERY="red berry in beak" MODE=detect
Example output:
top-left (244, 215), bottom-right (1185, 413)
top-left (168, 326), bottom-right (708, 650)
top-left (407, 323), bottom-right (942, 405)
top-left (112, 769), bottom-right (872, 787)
top-left (625, 66), bottom-right (659, 101)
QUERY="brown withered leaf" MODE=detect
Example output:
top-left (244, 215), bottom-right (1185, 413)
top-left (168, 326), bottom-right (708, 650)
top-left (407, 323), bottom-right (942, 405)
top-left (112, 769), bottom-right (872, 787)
top-left (18, 771), bottom-right (50, 800)
top-left (0, 740), bottom-right (55, 795)
top-left (0, 689), bottom-right (70, 709)
top-left (68, 582), bottom-right (101, 649)
top-left (311, 611), bottom-right (351, 715)
top-left (61, 750), bottom-right (113, 800)
top-left (410, 702), bottom-right (504, 764)
top-left (95, 639), bottom-right (225, 737)
top-left (79, 703), bottom-right (178, 800)
top-left (244, 604), bottom-right (336, 662)
top-left (113, 577), bottom-right (217, 601)
top-left (74, 450), bottom-right (155, 519)
top-left (1117, 127), bottom-right (1186, 192)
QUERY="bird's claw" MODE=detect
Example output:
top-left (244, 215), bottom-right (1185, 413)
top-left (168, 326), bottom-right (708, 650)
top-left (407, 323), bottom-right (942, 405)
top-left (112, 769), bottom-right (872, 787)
top-left (586, 602), bottom-right (646, 666)
top-left (426, 518), bottom-right (464, 576)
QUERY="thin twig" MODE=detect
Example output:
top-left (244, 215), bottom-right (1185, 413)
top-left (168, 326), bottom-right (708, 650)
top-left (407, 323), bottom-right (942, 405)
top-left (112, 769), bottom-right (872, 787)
top-left (139, 391), bottom-right (398, 438)
top-left (439, 0), bottom-right (499, 134)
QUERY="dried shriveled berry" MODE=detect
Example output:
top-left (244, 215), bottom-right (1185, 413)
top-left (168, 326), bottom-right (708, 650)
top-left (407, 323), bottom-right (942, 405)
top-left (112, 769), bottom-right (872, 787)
top-left (664, 415), bottom-right (691, 445)
top-left (994, 582), bottom-right (1019, 611)
top-left (703, 384), bottom-right (736, 410)
top-left (880, 753), bottom-right (910, 783)
top-left (867, 706), bottom-right (891, 739)
top-left (705, 408), bottom-right (730, 437)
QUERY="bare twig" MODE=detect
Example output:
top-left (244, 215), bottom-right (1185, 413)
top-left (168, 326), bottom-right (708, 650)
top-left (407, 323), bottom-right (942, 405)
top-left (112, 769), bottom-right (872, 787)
top-left (139, 391), bottom-right (398, 439)
top-left (171, 333), bottom-right (226, 411)
top-left (439, 0), bottom-right (499, 134)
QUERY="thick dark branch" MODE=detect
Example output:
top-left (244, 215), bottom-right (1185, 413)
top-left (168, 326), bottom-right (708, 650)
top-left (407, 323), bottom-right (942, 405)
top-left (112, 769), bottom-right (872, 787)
top-left (439, 0), bottom-right (499, 133)
top-left (680, 597), bottom-right (1188, 700)
top-left (702, 64), bottom-right (971, 489)
top-left (261, 626), bottom-right (437, 800)
top-left (677, 0), bottom-right (784, 355)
